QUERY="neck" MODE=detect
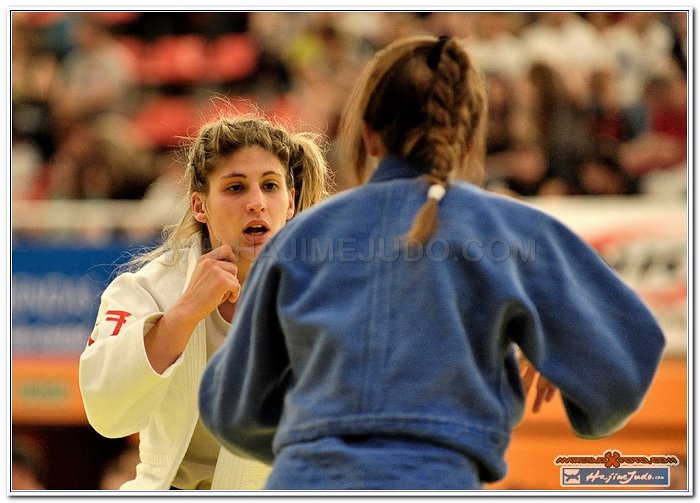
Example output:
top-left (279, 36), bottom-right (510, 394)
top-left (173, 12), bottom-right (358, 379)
top-left (237, 259), bottom-right (251, 286)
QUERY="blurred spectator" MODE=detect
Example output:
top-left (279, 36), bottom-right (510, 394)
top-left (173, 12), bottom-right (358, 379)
top-left (12, 15), bottom-right (62, 201)
top-left (12, 16), bottom-right (61, 162)
top-left (52, 13), bottom-right (137, 127)
top-left (520, 12), bottom-right (612, 104)
top-left (29, 113), bottom-right (155, 201)
top-left (523, 61), bottom-right (595, 194)
top-left (422, 11), bottom-right (476, 39)
top-left (619, 69), bottom-right (687, 179)
top-left (602, 12), bottom-right (677, 137)
top-left (469, 12), bottom-right (529, 80)
top-left (12, 131), bottom-right (44, 200)
top-left (246, 13), bottom-right (296, 101)
top-left (284, 21), bottom-right (363, 136)
top-left (27, 120), bottom-right (94, 199)
top-left (585, 68), bottom-right (636, 144)
top-left (121, 149), bottom-right (187, 242)
top-left (366, 12), bottom-right (432, 48)
top-left (140, 150), bottom-right (186, 208)
top-left (328, 11), bottom-right (386, 50)
top-left (486, 141), bottom-right (550, 197)
top-left (91, 113), bottom-right (157, 199)
top-left (574, 144), bottom-right (639, 195)
top-left (484, 72), bottom-right (519, 156)
top-left (643, 70), bottom-right (687, 144)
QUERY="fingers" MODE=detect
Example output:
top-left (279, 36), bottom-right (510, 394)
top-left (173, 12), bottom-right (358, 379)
top-left (220, 283), bottom-right (241, 305)
top-left (532, 377), bottom-right (545, 413)
top-left (215, 263), bottom-right (241, 305)
top-left (191, 246), bottom-right (242, 307)
top-left (531, 375), bottom-right (557, 414)
top-left (201, 244), bottom-right (239, 277)
top-left (208, 243), bottom-right (238, 264)
top-left (223, 269), bottom-right (242, 304)
top-left (519, 356), bottom-right (558, 414)
top-left (520, 363), bottom-right (536, 394)
top-left (543, 380), bottom-right (557, 403)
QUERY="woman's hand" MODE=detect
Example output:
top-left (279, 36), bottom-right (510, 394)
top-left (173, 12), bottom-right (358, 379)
top-left (519, 357), bottom-right (557, 413)
top-left (176, 244), bottom-right (241, 323)
top-left (144, 244), bottom-right (240, 374)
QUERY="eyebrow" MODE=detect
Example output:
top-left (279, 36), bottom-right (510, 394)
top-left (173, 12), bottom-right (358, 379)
top-left (220, 170), bottom-right (284, 179)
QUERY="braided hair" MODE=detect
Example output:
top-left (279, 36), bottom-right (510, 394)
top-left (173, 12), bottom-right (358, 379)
top-left (339, 35), bottom-right (487, 244)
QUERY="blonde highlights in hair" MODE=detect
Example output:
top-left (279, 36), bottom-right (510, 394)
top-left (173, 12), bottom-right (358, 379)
top-left (125, 108), bottom-right (332, 271)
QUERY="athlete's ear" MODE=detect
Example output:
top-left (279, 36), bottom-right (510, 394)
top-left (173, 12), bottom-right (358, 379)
top-left (286, 189), bottom-right (296, 220)
top-left (192, 192), bottom-right (207, 223)
top-left (361, 123), bottom-right (385, 158)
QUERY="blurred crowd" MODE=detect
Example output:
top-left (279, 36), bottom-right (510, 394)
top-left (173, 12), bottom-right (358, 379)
top-left (12, 11), bottom-right (688, 208)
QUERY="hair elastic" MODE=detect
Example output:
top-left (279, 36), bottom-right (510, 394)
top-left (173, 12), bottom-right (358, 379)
top-left (427, 35), bottom-right (449, 70)
top-left (427, 183), bottom-right (446, 202)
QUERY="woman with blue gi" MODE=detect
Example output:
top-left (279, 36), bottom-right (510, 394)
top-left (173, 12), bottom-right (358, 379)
top-left (199, 36), bottom-right (665, 490)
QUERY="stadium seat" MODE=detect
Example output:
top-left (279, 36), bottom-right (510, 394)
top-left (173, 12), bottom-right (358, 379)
top-left (132, 94), bottom-right (200, 149)
top-left (207, 33), bottom-right (260, 83)
top-left (139, 35), bottom-right (209, 86)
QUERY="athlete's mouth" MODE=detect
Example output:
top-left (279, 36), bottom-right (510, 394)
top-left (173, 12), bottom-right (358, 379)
top-left (243, 223), bottom-right (270, 235)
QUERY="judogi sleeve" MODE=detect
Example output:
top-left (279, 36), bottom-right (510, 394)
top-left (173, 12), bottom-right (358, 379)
top-left (510, 212), bottom-right (666, 439)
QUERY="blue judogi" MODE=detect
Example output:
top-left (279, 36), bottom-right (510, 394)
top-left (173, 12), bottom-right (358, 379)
top-left (199, 155), bottom-right (665, 490)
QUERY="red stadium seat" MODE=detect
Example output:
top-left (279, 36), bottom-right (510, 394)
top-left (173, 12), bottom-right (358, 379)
top-left (207, 33), bottom-right (260, 83)
top-left (139, 35), bottom-right (208, 86)
top-left (132, 94), bottom-right (200, 148)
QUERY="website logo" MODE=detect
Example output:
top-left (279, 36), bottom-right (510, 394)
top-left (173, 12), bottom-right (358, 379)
top-left (554, 451), bottom-right (679, 487)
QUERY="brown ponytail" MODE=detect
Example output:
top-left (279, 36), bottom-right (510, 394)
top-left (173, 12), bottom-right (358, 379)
top-left (288, 132), bottom-right (334, 213)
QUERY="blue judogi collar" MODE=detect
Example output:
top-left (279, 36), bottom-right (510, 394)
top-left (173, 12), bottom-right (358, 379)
top-left (368, 155), bottom-right (429, 184)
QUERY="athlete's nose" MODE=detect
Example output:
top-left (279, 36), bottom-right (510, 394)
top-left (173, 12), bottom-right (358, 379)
top-left (246, 185), bottom-right (266, 213)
